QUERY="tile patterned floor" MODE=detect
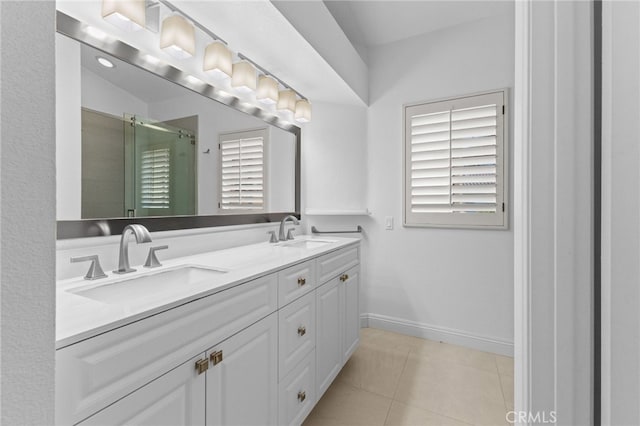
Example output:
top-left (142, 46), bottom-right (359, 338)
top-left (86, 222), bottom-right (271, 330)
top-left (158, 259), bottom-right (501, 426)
top-left (303, 328), bottom-right (514, 426)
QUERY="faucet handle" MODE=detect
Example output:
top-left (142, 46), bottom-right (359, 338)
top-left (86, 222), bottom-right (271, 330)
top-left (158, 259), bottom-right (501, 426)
top-left (267, 231), bottom-right (278, 243)
top-left (286, 228), bottom-right (295, 240)
top-left (144, 245), bottom-right (168, 268)
top-left (71, 255), bottom-right (108, 280)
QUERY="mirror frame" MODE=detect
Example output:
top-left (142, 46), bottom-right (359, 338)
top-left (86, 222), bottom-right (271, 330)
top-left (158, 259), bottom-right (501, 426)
top-left (56, 11), bottom-right (301, 239)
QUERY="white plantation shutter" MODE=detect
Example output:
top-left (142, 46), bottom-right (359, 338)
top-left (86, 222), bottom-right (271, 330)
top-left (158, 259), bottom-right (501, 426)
top-left (404, 90), bottom-right (507, 228)
top-left (219, 129), bottom-right (267, 212)
top-left (140, 148), bottom-right (170, 209)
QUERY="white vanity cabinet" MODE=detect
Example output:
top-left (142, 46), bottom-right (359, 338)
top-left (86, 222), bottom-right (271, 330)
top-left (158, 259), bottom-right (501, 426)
top-left (315, 247), bottom-right (360, 399)
top-left (57, 241), bottom-right (360, 426)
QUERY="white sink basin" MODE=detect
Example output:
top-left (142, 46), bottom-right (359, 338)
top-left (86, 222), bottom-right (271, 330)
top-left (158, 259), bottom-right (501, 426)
top-left (69, 265), bottom-right (227, 307)
top-left (277, 239), bottom-right (337, 249)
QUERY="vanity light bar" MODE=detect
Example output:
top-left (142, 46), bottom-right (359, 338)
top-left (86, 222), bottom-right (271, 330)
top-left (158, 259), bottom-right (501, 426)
top-left (237, 52), bottom-right (312, 122)
top-left (102, 0), bottom-right (311, 122)
top-left (237, 52), bottom-right (308, 102)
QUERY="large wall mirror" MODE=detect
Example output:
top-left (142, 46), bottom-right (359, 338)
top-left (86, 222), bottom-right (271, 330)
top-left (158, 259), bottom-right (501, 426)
top-left (56, 12), bottom-right (300, 239)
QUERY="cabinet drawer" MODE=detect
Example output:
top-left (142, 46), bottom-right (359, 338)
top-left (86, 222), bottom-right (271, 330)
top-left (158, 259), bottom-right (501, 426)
top-left (278, 291), bottom-right (316, 380)
top-left (56, 274), bottom-right (277, 425)
top-left (317, 245), bottom-right (359, 284)
top-left (278, 351), bottom-right (316, 426)
top-left (278, 260), bottom-right (315, 307)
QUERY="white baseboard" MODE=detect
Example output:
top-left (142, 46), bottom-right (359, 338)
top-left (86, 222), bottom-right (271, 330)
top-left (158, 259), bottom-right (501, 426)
top-left (360, 313), bottom-right (514, 357)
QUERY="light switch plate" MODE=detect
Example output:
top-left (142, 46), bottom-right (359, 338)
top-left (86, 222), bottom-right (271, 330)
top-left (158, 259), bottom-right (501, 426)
top-left (385, 216), bottom-right (394, 230)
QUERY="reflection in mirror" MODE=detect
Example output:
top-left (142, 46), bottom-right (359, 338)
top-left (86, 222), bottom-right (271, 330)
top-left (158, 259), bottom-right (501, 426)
top-left (56, 34), bottom-right (297, 221)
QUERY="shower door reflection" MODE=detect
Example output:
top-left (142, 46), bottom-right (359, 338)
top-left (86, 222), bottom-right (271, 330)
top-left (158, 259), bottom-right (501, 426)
top-left (81, 108), bottom-right (196, 219)
top-left (125, 114), bottom-right (196, 217)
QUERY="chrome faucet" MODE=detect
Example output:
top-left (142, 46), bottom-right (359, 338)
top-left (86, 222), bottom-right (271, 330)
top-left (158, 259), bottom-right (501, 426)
top-left (113, 224), bottom-right (152, 274)
top-left (278, 215), bottom-right (299, 241)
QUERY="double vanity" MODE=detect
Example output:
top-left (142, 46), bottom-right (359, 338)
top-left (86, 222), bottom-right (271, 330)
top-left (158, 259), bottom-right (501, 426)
top-left (56, 234), bottom-right (360, 425)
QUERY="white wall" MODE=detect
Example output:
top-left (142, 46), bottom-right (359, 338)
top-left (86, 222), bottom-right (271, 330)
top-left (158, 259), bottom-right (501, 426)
top-left (601, 1), bottom-right (640, 424)
top-left (363, 13), bottom-right (515, 354)
top-left (0, 2), bottom-right (56, 424)
top-left (302, 101), bottom-right (368, 213)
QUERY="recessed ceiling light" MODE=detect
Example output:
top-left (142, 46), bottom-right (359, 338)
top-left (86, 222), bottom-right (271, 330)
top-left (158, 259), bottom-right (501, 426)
top-left (96, 56), bottom-right (115, 68)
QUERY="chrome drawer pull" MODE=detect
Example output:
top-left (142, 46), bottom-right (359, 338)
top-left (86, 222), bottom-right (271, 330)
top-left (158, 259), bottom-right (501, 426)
top-left (297, 277), bottom-right (306, 286)
top-left (297, 326), bottom-right (306, 336)
top-left (297, 390), bottom-right (306, 402)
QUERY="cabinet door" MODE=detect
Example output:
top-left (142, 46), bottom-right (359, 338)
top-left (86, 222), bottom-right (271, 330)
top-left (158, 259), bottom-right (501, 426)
top-left (79, 354), bottom-right (206, 426)
top-left (315, 277), bottom-right (343, 398)
top-left (342, 266), bottom-right (360, 362)
top-left (206, 313), bottom-right (278, 426)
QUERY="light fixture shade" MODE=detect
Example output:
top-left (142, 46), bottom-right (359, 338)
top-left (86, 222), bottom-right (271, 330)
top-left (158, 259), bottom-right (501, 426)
top-left (160, 15), bottom-right (195, 59)
top-left (102, 0), bottom-right (145, 31)
top-left (256, 76), bottom-right (279, 105)
top-left (295, 99), bottom-right (312, 123)
top-left (203, 41), bottom-right (232, 78)
top-left (231, 61), bottom-right (257, 93)
top-left (277, 89), bottom-right (297, 113)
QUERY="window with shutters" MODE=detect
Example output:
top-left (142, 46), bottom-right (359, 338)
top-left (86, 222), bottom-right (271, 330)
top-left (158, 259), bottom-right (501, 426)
top-left (403, 90), bottom-right (508, 228)
top-left (140, 148), bottom-right (171, 209)
top-left (219, 128), bottom-right (267, 212)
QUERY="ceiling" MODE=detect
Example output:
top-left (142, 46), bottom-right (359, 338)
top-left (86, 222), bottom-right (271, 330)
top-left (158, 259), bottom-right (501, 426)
top-left (324, 0), bottom-right (513, 59)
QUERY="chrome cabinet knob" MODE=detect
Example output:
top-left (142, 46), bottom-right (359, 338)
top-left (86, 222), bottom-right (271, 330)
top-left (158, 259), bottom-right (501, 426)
top-left (297, 390), bottom-right (306, 402)
top-left (297, 326), bottom-right (306, 336)
top-left (297, 277), bottom-right (306, 286)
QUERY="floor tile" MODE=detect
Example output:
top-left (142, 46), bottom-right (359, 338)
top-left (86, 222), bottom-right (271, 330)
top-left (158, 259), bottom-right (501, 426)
top-left (394, 353), bottom-right (507, 425)
top-left (499, 373), bottom-right (514, 411)
top-left (385, 400), bottom-right (471, 426)
top-left (307, 328), bottom-right (513, 426)
top-left (337, 340), bottom-right (409, 398)
top-left (361, 328), bottom-right (429, 353)
top-left (410, 340), bottom-right (499, 374)
top-left (303, 380), bottom-right (393, 426)
top-left (495, 355), bottom-right (514, 378)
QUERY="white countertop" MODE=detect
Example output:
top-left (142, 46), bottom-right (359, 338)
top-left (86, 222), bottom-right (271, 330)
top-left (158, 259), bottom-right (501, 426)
top-left (56, 235), bottom-right (359, 349)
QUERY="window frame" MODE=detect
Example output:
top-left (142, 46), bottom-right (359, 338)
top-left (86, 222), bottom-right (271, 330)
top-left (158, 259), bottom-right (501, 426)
top-left (403, 89), bottom-right (509, 230)
top-left (218, 127), bottom-right (269, 214)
